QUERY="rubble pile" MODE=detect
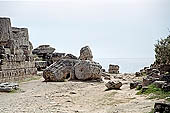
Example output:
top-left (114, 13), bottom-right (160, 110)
top-left (43, 46), bottom-right (102, 82)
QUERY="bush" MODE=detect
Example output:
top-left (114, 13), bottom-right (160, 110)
top-left (155, 35), bottom-right (170, 65)
top-left (136, 84), bottom-right (170, 101)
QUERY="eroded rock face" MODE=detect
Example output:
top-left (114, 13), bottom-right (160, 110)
top-left (154, 102), bottom-right (170, 113)
top-left (0, 17), bottom-right (12, 42)
top-left (43, 59), bottom-right (102, 81)
top-left (32, 45), bottom-right (55, 55)
top-left (43, 59), bottom-right (79, 82)
top-left (75, 60), bottom-right (102, 80)
top-left (0, 17), bottom-right (37, 82)
top-left (79, 46), bottom-right (93, 61)
top-left (63, 54), bottom-right (78, 60)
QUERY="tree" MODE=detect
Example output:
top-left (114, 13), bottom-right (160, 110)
top-left (155, 35), bottom-right (170, 65)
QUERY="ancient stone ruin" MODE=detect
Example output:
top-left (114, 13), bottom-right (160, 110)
top-left (43, 46), bottom-right (102, 82)
top-left (0, 17), bottom-right (37, 82)
top-left (79, 46), bottom-right (93, 61)
top-left (108, 64), bottom-right (119, 74)
top-left (33, 45), bottom-right (79, 70)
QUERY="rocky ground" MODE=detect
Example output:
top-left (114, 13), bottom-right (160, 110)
top-left (0, 74), bottom-right (158, 113)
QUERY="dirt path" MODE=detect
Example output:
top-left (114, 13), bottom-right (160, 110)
top-left (0, 75), bottom-right (157, 113)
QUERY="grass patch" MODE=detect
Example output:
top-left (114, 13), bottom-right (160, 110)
top-left (9, 88), bottom-right (25, 93)
top-left (136, 84), bottom-right (170, 101)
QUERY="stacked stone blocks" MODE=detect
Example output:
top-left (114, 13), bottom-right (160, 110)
top-left (0, 17), bottom-right (37, 83)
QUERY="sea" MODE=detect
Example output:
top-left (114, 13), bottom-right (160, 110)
top-left (94, 58), bottom-right (155, 73)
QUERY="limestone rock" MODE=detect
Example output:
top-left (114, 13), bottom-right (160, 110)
top-left (108, 64), bottom-right (119, 74)
top-left (32, 45), bottom-right (55, 55)
top-left (35, 61), bottom-right (47, 71)
top-left (79, 46), bottom-right (93, 61)
top-left (135, 72), bottom-right (141, 77)
top-left (43, 59), bottom-right (79, 82)
top-left (153, 81), bottom-right (167, 89)
top-left (75, 60), bottom-right (102, 80)
top-left (63, 54), bottom-right (78, 60)
top-left (162, 84), bottom-right (170, 92)
top-left (130, 82), bottom-right (139, 89)
top-left (0, 82), bottom-right (19, 92)
top-left (52, 52), bottom-right (65, 63)
top-left (105, 81), bottom-right (122, 90)
top-left (142, 77), bottom-right (156, 86)
top-left (154, 102), bottom-right (170, 113)
top-left (0, 17), bottom-right (12, 42)
top-left (0, 17), bottom-right (37, 83)
top-left (102, 69), bottom-right (106, 72)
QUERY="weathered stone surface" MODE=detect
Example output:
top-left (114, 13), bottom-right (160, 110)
top-left (63, 54), bottom-right (78, 60)
top-left (32, 45), bottom-right (55, 55)
top-left (0, 82), bottom-right (19, 92)
top-left (52, 52), bottom-right (65, 63)
top-left (130, 82), bottom-right (140, 89)
top-left (142, 77), bottom-right (156, 86)
top-left (79, 46), bottom-right (93, 61)
top-left (75, 60), bottom-right (102, 80)
top-left (43, 59), bottom-right (102, 81)
top-left (162, 84), bottom-right (170, 92)
top-left (108, 64), bottom-right (119, 74)
top-left (0, 17), bottom-right (37, 82)
top-left (154, 102), bottom-right (170, 113)
top-left (104, 76), bottom-right (111, 80)
top-left (160, 64), bottom-right (170, 74)
top-left (105, 81), bottom-right (122, 90)
top-left (135, 72), bottom-right (141, 77)
top-left (35, 61), bottom-right (47, 71)
top-left (43, 59), bottom-right (79, 82)
top-left (102, 69), bottom-right (106, 72)
top-left (153, 81), bottom-right (167, 89)
top-left (0, 17), bottom-right (12, 42)
top-left (160, 74), bottom-right (170, 83)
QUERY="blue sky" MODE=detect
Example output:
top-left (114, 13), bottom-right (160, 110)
top-left (0, 0), bottom-right (170, 59)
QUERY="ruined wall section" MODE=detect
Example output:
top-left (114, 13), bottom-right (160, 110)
top-left (0, 17), bottom-right (37, 83)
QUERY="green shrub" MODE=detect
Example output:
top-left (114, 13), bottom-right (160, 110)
top-left (136, 84), bottom-right (170, 101)
top-left (155, 35), bottom-right (170, 65)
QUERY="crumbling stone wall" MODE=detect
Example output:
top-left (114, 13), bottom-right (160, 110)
top-left (0, 17), bottom-right (37, 83)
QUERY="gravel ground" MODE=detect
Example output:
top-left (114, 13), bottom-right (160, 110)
top-left (0, 74), bottom-right (157, 113)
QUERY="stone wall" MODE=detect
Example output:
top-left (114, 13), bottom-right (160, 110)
top-left (0, 17), bottom-right (37, 83)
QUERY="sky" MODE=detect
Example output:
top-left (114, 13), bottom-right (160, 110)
top-left (0, 0), bottom-right (170, 59)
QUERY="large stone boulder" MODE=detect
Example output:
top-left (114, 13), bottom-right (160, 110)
top-left (35, 61), bottom-right (47, 71)
top-left (43, 59), bottom-right (79, 82)
top-left (154, 102), bottom-right (170, 113)
top-left (32, 45), bottom-right (55, 55)
top-left (105, 81), bottom-right (122, 90)
top-left (75, 60), bottom-right (102, 80)
top-left (52, 52), bottom-right (65, 63)
top-left (0, 17), bottom-right (12, 42)
top-left (153, 81), bottom-right (167, 89)
top-left (108, 64), bottom-right (119, 74)
top-left (63, 54), bottom-right (78, 60)
top-left (79, 46), bottom-right (93, 61)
